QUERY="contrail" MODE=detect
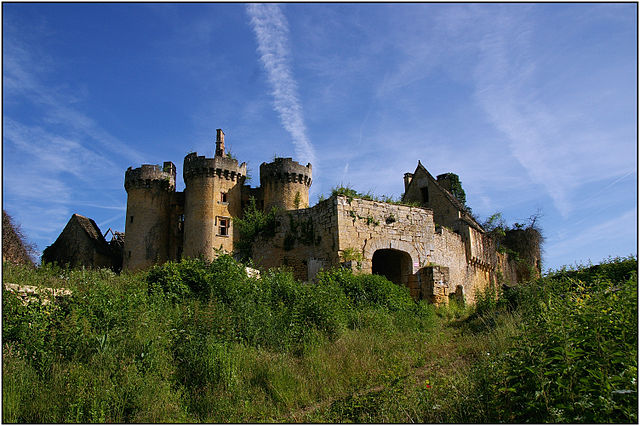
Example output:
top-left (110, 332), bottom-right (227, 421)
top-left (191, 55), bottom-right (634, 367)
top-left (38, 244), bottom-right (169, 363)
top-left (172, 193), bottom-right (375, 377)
top-left (246, 4), bottom-right (316, 166)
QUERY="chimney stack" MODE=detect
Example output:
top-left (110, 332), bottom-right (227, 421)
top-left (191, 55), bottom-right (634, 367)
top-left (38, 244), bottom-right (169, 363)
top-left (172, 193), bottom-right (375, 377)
top-left (215, 129), bottom-right (225, 157)
top-left (403, 173), bottom-right (413, 192)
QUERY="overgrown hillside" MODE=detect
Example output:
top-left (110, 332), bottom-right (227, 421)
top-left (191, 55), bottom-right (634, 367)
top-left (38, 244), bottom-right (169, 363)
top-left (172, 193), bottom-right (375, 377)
top-left (2, 210), bottom-right (35, 266)
top-left (2, 256), bottom-right (637, 423)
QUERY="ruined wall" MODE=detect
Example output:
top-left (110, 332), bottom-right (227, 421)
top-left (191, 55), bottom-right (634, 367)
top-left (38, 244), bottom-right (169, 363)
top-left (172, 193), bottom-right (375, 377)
top-left (335, 196), bottom-right (435, 274)
top-left (250, 195), bottom-right (520, 305)
top-left (182, 153), bottom-right (247, 260)
top-left (123, 163), bottom-right (175, 271)
top-left (251, 197), bottom-right (339, 281)
top-left (428, 225), bottom-right (493, 304)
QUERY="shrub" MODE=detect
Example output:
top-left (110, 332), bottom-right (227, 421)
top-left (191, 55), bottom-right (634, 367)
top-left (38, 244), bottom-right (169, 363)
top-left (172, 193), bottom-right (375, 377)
top-left (483, 257), bottom-right (638, 423)
top-left (316, 268), bottom-right (415, 312)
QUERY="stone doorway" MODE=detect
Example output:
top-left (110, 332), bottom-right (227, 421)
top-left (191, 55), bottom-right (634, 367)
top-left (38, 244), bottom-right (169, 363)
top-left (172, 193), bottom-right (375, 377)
top-left (371, 249), bottom-right (413, 287)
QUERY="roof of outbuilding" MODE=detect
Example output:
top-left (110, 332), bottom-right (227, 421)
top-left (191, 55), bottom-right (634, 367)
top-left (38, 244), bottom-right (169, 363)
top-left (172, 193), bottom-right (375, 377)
top-left (414, 161), bottom-right (485, 232)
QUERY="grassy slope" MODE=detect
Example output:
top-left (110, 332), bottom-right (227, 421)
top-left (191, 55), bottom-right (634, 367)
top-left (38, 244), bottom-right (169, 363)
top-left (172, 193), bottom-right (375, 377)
top-left (2, 256), bottom-right (637, 423)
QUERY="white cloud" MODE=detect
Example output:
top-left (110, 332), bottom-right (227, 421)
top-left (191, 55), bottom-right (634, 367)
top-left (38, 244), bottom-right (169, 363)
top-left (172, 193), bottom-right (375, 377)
top-left (544, 209), bottom-right (637, 262)
top-left (3, 30), bottom-right (146, 165)
top-left (246, 4), bottom-right (316, 167)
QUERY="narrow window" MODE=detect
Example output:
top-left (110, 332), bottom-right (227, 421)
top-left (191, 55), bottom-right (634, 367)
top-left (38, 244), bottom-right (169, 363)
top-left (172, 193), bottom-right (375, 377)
top-left (420, 186), bottom-right (429, 203)
top-left (130, 215), bottom-right (134, 223)
top-left (220, 192), bottom-right (228, 203)
top-left (177, 214), bottom-right (185, 232)
top-left (218, 217), bottom-right (229, 236)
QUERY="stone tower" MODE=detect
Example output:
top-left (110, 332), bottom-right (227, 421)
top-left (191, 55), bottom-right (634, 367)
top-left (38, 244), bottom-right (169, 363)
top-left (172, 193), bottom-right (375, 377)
top-left (123, 162), bottom-right (176, 271)
top-left (260, 157), bottom-right (312, 212)
top-left (182, 129), bottom-right (247, 260)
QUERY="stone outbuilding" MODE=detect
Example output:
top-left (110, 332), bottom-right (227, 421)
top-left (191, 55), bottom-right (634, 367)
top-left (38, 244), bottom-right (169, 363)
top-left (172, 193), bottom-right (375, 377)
top-left (42, 214), bottom-right (121, 270)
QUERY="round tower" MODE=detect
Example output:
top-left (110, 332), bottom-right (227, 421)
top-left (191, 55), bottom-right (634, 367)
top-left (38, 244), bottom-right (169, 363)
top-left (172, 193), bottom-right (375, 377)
top-left (182, 129), bottom-right (247, 260)
top-left (123, 162), bottom-right (176, 271)
top-left (260, 157), bottom-right (312, 211)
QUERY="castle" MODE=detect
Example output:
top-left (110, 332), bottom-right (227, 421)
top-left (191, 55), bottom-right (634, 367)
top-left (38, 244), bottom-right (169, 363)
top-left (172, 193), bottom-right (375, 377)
top-left (122, 129), bottom-right (540, 305)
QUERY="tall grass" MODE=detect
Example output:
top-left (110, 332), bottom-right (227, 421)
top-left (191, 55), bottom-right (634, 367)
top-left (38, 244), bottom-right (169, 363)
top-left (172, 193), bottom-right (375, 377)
top-left (3, 256), bottom-right (636, 422)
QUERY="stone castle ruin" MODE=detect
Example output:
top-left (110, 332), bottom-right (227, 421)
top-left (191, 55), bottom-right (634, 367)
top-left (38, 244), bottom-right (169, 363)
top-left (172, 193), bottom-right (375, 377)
top-left (45, 129), bottom-right (540, 305)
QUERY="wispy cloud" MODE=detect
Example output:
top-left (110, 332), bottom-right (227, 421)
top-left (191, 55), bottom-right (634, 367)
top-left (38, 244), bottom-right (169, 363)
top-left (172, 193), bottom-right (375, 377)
top-left (3, 22), bottom-right (141, 249)
top-left (470, 7), bottom-right (636, 218)
top-left (246, 4), bottom-right (316, 166)
top-left (3, 30), bottom-right (146, 165)
top-left (544, 209), bottom-right (637, 263)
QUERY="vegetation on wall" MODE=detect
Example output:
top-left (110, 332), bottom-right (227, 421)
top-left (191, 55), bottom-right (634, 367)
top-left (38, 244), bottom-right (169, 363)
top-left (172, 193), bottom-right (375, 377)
top-left (440, 173), bottom-right (467, 207)
top-left (329, 185), bottom-right (421, 207)
top-left (233, 197), bottom-right (278, 261)
top-left (482, 211), bottom-right (543, 267)
top-left (2, 256), bottom-right (636, 423)
top-left (283, 213), bottom-right (319, 251)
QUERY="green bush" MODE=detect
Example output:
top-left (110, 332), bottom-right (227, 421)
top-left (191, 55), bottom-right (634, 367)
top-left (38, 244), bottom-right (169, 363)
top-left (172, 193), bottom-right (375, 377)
top-left (316, 268), bottom-right (415, 312)
top-left (481, 257), bottom-right (638, 423)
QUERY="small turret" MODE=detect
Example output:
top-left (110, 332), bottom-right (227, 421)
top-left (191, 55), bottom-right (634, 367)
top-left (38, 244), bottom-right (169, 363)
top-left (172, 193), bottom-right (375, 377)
top-left (260, 157), bottom-right (312, 211)
top-left (403, 173), bottom-right (413, 192)
top-left (124, 162), bottom-right (176, 192)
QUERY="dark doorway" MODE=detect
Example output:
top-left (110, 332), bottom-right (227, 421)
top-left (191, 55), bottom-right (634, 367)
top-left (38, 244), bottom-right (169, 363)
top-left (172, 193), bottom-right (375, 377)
top-left (371, 249), bottom-right (413, 286)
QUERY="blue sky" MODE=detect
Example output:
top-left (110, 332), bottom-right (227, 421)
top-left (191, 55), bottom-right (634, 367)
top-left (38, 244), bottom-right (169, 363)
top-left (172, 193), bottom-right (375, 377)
top-left (3, 3), bottom-right (637, 271)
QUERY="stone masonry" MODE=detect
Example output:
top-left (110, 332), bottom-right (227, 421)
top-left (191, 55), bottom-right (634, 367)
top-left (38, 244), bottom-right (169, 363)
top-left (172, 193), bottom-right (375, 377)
top-left (115, 128), bottom-right (540, 305)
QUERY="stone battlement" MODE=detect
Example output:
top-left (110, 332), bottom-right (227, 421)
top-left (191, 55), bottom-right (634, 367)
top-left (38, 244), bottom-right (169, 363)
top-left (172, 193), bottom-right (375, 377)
top-left (183, 152), bottom-right (247, 182)
top-left (260, 157), bottom-right (312, 186)
top-left (124, 162), bottom-right (176, 191)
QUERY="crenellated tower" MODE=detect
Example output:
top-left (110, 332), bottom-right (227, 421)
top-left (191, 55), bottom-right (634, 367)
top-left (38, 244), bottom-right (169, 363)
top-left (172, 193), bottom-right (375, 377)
top-left (260, 157), bottom-right (312, 212)
top-left (182, 129), bottom-right (247, 260)
top-left (123, 162), bottom-right (176, 271)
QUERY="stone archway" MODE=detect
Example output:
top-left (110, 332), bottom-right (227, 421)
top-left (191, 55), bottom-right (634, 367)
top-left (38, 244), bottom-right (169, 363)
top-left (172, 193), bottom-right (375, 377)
top-left (371, 248), bottom-right (413, 287)
top-left (362, 238), bottom-right (421, 275)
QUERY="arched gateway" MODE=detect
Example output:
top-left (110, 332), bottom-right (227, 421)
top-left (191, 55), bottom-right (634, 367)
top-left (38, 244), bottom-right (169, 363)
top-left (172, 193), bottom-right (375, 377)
top-left (371, 249), bottom-right (413, 287)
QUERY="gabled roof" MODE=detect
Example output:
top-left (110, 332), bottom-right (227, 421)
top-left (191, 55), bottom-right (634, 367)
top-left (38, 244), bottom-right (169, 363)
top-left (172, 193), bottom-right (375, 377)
top-left (413, 161), bottom-right (484, 232)
top-left (55, 214), bottom-right (112, 255)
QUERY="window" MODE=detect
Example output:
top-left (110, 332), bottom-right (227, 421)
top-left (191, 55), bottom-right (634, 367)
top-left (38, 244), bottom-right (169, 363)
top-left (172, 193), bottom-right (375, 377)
top-left (420, 186), bottom-right (429, 203)
top-left (218, 217), bottom-right (230, 236)
top-left (130, 216), bottom-right (134, 223)
top-left (220, 192), bottom-right (228, 204)
top-left (177, 214), bottom-right (185, 232)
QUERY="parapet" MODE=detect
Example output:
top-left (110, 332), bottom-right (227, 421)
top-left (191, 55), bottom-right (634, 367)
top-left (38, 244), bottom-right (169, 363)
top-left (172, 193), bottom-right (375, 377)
top-left (124, 162), bottom-right (176, 192)
top-left (260, 157), bottom-right (312, 187)
top-left (183, 152), bottom-right (247, 182)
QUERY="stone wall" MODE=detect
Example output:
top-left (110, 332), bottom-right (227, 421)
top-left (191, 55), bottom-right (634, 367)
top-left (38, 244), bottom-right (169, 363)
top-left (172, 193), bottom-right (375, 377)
top-left (251, 195), bottom-right (524, 306)
top-left (251, 197), bottom-right (339, 281)
top-left (335, 196), bottom-right (435, 274)
top-left (428, 225), bottom-right (492, 304)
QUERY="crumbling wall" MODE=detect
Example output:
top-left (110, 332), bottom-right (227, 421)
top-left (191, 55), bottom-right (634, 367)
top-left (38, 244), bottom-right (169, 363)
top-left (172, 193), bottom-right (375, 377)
top-left (251, 197), bottom-right (339, 281)
top-left (427, 225), bottom-right (492, 304)
top-left (334, 196), bottom-right (435, 274)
